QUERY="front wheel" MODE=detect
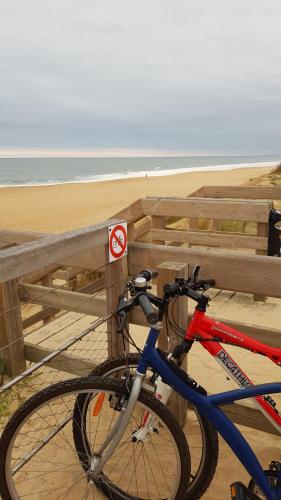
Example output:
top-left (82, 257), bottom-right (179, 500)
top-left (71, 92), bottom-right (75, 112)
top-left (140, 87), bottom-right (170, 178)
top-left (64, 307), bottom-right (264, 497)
top-left (74, 353), bottom-right (219, 499)
top-left (0, 376), bottom-right (190, 500)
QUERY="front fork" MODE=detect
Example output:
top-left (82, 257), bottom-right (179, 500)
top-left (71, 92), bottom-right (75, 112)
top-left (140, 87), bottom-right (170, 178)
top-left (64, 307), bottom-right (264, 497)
top-left (90, 371), bottom-right (144, 478)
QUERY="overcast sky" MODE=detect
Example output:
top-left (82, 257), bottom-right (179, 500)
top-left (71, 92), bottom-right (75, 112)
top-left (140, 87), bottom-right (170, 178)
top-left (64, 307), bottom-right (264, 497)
top-left (0, 0), bottom-right (281, 155)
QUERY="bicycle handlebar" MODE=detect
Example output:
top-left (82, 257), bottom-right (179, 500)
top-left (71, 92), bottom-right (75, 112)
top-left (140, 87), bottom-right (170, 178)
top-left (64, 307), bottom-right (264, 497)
top-left (136, 292), bottom-right (159, 325)
top-left (117, 270), bottom-right (215, 325)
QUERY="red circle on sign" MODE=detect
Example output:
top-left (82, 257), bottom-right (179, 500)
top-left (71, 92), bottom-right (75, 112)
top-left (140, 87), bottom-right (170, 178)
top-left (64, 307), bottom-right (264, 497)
top-left (109, 224), bottom-right (127, 259)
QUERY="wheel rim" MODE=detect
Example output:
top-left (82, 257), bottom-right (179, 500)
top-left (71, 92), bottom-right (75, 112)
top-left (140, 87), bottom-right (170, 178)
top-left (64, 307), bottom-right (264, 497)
top-left (88, 361), bottom-right (207, 492)
top-left (4, 385), bottom-right (182, 500)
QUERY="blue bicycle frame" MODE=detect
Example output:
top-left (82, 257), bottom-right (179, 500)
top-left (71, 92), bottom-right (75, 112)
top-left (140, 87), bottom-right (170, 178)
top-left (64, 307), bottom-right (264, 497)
top-left (137, 326), bottom-right (281, 500)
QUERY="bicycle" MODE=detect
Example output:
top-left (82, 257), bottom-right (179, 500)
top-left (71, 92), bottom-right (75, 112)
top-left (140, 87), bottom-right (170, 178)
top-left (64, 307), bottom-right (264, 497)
top-left (73, 266), bottom-right (281, 498)
top-left (1, 270), bottom-right (281, 499)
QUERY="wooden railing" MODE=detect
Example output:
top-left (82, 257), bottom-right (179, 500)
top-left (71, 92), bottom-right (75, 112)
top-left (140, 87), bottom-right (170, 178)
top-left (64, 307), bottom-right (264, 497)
top-left (1, 189), bottom-right (281, 436)
top-left (0, 219), bottom-right (128, 378)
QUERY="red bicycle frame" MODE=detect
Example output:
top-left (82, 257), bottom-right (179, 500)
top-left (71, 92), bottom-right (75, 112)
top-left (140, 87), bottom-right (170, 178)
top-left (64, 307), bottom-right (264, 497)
top-left (185, 308), bottom-right (281, 432)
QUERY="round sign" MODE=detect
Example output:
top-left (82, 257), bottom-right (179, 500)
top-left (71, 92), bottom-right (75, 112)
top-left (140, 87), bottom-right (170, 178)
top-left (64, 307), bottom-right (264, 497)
top-left (109, 224), bottom-right (127, 260)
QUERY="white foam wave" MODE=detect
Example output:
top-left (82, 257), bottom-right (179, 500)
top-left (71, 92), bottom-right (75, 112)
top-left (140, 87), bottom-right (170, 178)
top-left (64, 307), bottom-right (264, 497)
top-left (0, 161), bottom-right (277, 188)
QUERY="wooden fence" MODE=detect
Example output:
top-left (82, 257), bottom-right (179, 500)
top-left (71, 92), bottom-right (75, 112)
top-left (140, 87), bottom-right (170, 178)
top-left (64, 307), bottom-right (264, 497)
top-left (189, 185), bottom-right (281, 200)
top-left (1, 189), bottom-right (281, 436)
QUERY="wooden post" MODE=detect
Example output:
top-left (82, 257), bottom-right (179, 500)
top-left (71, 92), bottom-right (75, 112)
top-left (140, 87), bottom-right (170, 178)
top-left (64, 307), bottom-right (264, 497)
top-left (151, 216), bottom-right (166, 245)
top-left (157, 261), bottom-right (188, 426)
top-left (106, 256), bottom-right (129, 358)
top-left (41, 273), bottom-right (56, 324)
top-left (254, 222), bottom-right (269, 302)
top-left (0, 280), bottom-right (26, 376)
top-left (127, 223), bottom-right (135, 242)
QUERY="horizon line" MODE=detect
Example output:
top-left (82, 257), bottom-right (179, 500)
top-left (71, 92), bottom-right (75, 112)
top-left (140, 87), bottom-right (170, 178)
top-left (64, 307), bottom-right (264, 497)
top-left (0, 147), bottom-right (271, 159)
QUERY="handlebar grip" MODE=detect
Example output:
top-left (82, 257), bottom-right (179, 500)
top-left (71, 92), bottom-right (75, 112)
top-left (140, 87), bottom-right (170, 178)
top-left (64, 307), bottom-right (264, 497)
top-left (137, 293), bottom-right (159, 325)
top-left (139, 269), bottom-right (158, 282)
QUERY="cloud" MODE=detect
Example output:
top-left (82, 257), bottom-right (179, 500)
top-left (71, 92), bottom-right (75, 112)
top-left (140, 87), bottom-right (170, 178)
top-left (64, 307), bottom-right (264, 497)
top-left (0, 0), bottom-right (280, 153)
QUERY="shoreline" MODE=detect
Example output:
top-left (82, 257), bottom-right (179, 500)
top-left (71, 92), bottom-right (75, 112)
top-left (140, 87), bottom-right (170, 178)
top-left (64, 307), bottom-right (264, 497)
top-left (0, 164), bottom-right (272, 234)
top-left (0, 160), bottom-right (277, 189)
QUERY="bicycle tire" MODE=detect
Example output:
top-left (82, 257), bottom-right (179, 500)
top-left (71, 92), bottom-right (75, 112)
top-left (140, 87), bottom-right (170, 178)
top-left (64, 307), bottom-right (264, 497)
top-left (0, 376), bottom-right (190, 500)
top-left (74, 353), bottom-right (219, 499)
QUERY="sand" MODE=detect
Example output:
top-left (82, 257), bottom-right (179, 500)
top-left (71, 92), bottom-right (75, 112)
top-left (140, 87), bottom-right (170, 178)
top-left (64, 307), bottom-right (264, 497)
top-left (1, 163), bottom-right (281, 499)
top-left (0, 165), bottom-right (271, 233)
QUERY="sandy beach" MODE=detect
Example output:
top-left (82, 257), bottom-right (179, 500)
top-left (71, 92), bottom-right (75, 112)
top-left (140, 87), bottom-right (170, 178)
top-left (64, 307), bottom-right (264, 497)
top-left (0, 165), bottom-right (271, 233)
top-left (1, 163), bottom-right (281, 499)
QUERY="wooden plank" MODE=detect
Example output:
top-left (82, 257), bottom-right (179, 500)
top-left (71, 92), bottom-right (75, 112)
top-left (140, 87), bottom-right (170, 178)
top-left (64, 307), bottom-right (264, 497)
top-left (157, 262), bottom-right (188, 351)
top-left (157, 262), bottom-right (188, 427)
top-left (78, 276), bottom-right (105, 294)
top-left (25, 342), bottom-right (97, 376)
top-left (0, 219), bottom-right (120, 283)
top-left (0, 280), bottom-right (26, 376)
top-left (22, 307), bottom-right (60, 329)
top-left (61, 246), bottom-right (106, 271)
top-left (142, 197), bottom-right (271, 222)
top-left (53, 267), bottom-right (81, 281)
top-left (254, 222), bottom-right (269, 301)
top-left (134, 217), bottom-right (152, 240)
top-left (20, 283), bottom-right (107, 317)
top-left (128, 242), bottom-right (281, 298)
top-left (41, 273), bottom-right (56, 324)
top-left (188, 186), bottom-right (206, 197)
top-left (22, 265), bottom-right (60, 284)
top-left (151, 216), bottom-right (166, 245)
top-left (106, 256), bottom-right (129, 358)
top-left (112, 199), bottom-right (144, 225)
top-left (222, 402), bottom-right (279, 435)
top-left (151, 229), bottom-right (267, 250)
top-left (197, 186), bottom-right (281, 200)
top-left (0, 229), bottom-right (47, 245)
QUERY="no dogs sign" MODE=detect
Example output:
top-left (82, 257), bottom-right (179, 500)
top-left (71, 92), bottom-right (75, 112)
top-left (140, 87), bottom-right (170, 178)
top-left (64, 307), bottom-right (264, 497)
top-left (108, 223), bottom-right (128, 262)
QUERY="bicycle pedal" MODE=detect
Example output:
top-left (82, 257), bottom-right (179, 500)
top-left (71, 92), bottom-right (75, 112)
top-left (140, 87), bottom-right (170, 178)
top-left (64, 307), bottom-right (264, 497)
top-left (230, 482), bottom-right (261, 499)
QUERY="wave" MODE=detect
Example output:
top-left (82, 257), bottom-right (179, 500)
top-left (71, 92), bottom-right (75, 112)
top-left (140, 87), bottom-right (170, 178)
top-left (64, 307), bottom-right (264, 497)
top-left (0, 160), bottom-right (277, 188)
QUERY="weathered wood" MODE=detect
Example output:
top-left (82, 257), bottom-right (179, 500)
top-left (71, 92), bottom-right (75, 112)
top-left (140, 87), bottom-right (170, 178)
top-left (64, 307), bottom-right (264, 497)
top-left (188, 186), bottom-right (206, 197)
top-left (22, 307), bottom-right (60, 329)
top-left (54, 267), bottom-right (81, 281)
top-left (0, 228), bottom-right (47, 245)
top-left (157, 262), bottom-right (188, 351)
top-left (254, 222), bottom-right (269, 301)
top-left (196, 186), bottom-right (281, 200)
top-left (78, 276), bottom-right (105, 294)
top-left (150, 229), bottom-right (267, 250)
top-left (20, 283), bottom-right (107, 317)
top-left (134, 217), bottom-right (152, 240)
top-left (222, 402), bottom-right (279, 435)
top-left (0, 219), bottom-right (121, 284)
top-left (22, 265), bottom-right (60, 284)
top-left (61, 246), bottom-right (106, 271)
top-left (157, 262), bottom-right (188, 427)
top-left (142, 197), bottom-right (272, 222)
top-left (106, 256), bottom-right (129, 357)
top-left (0, 280), bottom-right (26, 376)
top-left (41, 274), bottom-right (56, 324)
top-left (151, 216), bottom-right (166, 245)
top-left (24, 342), bottom-right (97, 376)
top-left (112, 199), bottom-right (144, 225)
top-left (129, 242), bottom-right (281, 298)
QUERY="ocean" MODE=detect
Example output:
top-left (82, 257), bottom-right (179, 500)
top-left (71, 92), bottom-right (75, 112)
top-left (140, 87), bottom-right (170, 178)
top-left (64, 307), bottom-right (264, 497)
top-left (0, 155), bottom-right (279, 187)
